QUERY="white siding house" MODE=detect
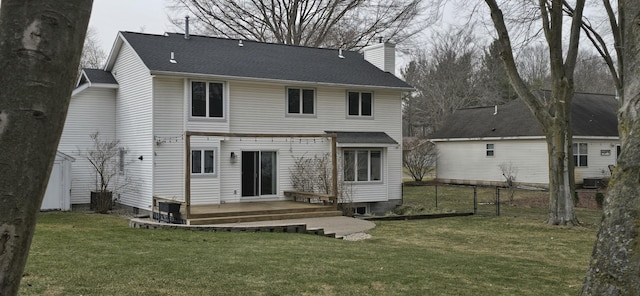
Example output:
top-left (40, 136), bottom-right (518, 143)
top-left (60, 31), bottom-right (411, 216)
top-left (431, 92), bottom-right (619, 188)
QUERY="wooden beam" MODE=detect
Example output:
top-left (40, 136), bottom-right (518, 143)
top-left (331, 135), bottom-right (338, 209)
top-left (185, 133), bottom-right (191, 219)
top-left (186, 131), bottom-right (333, 138)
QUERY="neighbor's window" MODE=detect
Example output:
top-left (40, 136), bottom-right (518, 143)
top-left (191, 81), bottom-right (224, 118)
top-left (287, 88), bottom-right (315, 115)
top-left (192, 149), bottom-right (216, 175)
top-left (118, 147), bottom-right (125, 174)
top-left (347, 91), bottom-right (373, 117)
top-left (573, 143), bottom-right (588, 167)
top-left (343, 149), bottom-right (382, 182)
top-left (486, 144), bottom-right (495, 157)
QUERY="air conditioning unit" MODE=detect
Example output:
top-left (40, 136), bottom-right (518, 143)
top-left (583, 178), bottom-right (603, 189)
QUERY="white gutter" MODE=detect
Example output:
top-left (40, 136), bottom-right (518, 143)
top-left (149, 70), bottom-right (415, 92)
top-left (431, 135), bottom-right (619, 142)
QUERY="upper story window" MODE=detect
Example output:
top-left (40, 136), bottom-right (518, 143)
top-left (343, 149), bottom-right (382, 182)
top-left (191, 81), bottom-right (224, 119)
top-left (486, 144), bottom-right (495, 157)
top-left (191, 149), bottom-right (216, 175)
top-left (573, 143), bottom-right (588, 167)
top-left (347, 91), bottom-right (373, 117)
top-left (287, 88), bottom-right (315, 115)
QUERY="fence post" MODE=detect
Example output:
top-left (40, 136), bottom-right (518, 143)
top-left (435, 184), bottom-right (438, 209)
top-left (495, 187), bottom-right (500, 216)
top-left (473, 186), bottom-right (477, 215)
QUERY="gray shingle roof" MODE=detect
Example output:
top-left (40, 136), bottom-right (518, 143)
top-left (325, 131), bottom-right (398, 144)
top-left (118, 32), bottom-right (411, 89)
top-left (81, 68), bottom-right (117, 85)
top-left (430, 92), bottom-right (618, 140)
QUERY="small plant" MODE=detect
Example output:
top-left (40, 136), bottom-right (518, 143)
top-left (289, 153), bottom-right (354, 215)
top-left (403, 139), bottom-right (437, 182)
top-left (498, 162), bottom-right (518, 203)
top-left (81, 132), bottom-right (133, 213)
top-left (595, 192), bottom-right (605, 208)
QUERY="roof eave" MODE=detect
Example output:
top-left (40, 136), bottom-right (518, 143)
top-left (104, 32), bottom-right (125, 71)
top-left (149, 70), bottom-right (414, 91)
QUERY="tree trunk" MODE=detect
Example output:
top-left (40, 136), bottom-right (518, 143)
top-left (0, 1), bottom-right (92, 295)
top-left (545, 118), bottom-right (578, 225)
top-left (582, 0), bottom-right (640, 293)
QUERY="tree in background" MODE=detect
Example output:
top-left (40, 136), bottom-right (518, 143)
top-left (80, 27), bottom-right (107, 69)
top-left (401, 27), bottom-right (479, 136)
top-left (483, 0), bottom-right (585, 225)
top-left (476, 39), bottom-right (518, 104)
top-left (169, 0), bottom-right (435, 50)
top-left (0, 0), bottom-right (92, 294)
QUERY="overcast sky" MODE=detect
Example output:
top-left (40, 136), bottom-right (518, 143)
top-left (90, 0), bottom-right (173, 54)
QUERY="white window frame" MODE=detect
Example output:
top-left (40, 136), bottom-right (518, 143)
top-left (189, 80), bottom-right (226, 120)
top-left (191, 148), bottom-right (217, 177)
top-left (343, 149), bottom-right (383, 183)
top-left (346, 91), bottom-right (374, 118)
top-left (286, 87), bottom-right (316, 117)
top-left (486, 144), bottom-right (495, 157)
top-left (573, 142), bottom-right (588, 167)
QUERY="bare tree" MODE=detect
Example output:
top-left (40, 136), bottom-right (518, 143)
top-left (403, 140), bottom-right (437, 182)
top-left (169, 0), bottom-right (433, 50)
top-left (0, 0), bottom-right (92, 294)
top-left (401, 27), bottom-right (479, 135)
top-left (80, 27), bottom-right (107, 69)
top-left (581, 0), bottom-right (640, 294)
top-left (573, 51), bottom-right (615, 94)
top-left (483, 0), bottom-right (585, 225)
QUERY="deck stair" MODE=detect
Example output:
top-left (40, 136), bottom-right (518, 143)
top-left (185, 201), bottom-right (342, 225)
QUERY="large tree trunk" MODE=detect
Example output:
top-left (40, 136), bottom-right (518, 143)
top-left (545, 107), bottom-right (578, 225)
top-left (0, 1), bottom-right (92, 295)
top-left (581, 0), bottom-right (640, 294)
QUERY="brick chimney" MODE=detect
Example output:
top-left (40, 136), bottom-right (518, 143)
top-left (362, 41), bottom-right (396, 74)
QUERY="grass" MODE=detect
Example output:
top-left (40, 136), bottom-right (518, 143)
top-left (21, 191), bottom-right (602, 296)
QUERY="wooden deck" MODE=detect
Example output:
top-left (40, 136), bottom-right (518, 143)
top-left (153, 200), bottom-right (343, 225)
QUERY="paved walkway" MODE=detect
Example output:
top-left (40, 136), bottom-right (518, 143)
top-left (209, 216), bottom-right (376, 238)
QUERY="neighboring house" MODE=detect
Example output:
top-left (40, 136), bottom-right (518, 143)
top-left (61, 31), bottom-right (411, 216)
top-left (430, 92), bottom-right (619, 188)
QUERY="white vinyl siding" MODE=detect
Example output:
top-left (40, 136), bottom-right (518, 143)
top-left (57, 87), bottom-right (116, 204)
top-left (112, 42), bottom-right (154, 210)
top-left (435, 138), bottom-right (620, 186)
top-left (225, 81), bottom-right (402, 203)
top-left (153, 77), bottom-right (185, 200)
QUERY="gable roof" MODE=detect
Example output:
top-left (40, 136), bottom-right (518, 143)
top-left (77, 68), bottom-right (118, 86)
top-left (431, 92), bottom-right (618, 140)
top-left (107, 32), bottom-right (411, 90)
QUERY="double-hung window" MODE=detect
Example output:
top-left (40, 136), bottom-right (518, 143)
top-left (347, 91), bottom-right (373, 117)
top-left (191, 81), bottom-right (224, 118)
top-left (486, 144), bottom-right (495, 157)
top-left (343, 149), bottom-right (382, 182)
top-left (287, 88), bottom-right (315, 115)
top-left (192, 149), bottom-right (216, 175)
top-left (573, 143), bottom-right (588, 167)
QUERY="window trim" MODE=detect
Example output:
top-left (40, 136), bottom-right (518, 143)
top-left (191, 148), bottom-right (217, 177)
top-left (486, 143), bottom-right (495, 157)
top-left (573, 142), bottom-right (588, 167)
top-left (346, 91), bottom-right (374, 119)
top-left (343, 148), bottom-right (383, 183)
top-left (189, 80), bottom-right (226, 121)
top-left (286, 87), bottom-right (317, 117)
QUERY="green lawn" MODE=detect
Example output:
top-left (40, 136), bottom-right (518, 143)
top-left (22, 201), bottom-right (602, 295)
